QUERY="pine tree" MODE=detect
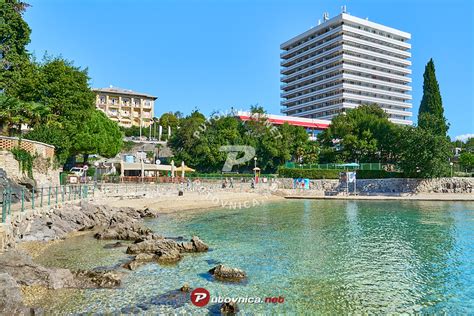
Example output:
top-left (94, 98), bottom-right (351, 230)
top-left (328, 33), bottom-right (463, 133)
top-left (417, 58), bottom-right (449, 136)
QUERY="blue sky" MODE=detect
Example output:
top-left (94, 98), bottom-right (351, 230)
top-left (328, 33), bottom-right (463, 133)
top-left (24, 0), bottom-right (473, 139)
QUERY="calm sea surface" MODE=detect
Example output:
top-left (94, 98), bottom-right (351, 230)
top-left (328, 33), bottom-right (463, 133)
top-left (32, 200), bottom-right (474, 314)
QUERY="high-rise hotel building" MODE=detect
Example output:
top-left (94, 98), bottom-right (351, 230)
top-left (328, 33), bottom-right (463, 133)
top-left (280, 12), bottom-right (412, 125)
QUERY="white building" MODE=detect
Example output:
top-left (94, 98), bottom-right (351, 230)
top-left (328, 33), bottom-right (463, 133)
top-left (280, 10), bottom-right (412, 125)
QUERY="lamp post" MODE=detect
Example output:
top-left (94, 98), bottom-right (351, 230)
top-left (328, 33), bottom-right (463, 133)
top-left (254, 157), bottom-right (257, 183)
top-left (450, 162), bottom-right (454, 177)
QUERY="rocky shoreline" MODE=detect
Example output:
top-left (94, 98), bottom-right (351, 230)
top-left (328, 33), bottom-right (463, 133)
top-left (0, 202), bottom-right (214, 314)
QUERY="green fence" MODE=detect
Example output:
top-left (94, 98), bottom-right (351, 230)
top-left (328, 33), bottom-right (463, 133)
top-left (1, 184), bottom-right (95, 223)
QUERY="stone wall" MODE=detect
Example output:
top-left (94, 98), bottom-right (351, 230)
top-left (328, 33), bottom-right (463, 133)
top-left (0, 136), bottom-right (54, 159)
top-left (277, 177), bottom-right (474, 194)
top-left (0, 151), bottom-right (60, 188)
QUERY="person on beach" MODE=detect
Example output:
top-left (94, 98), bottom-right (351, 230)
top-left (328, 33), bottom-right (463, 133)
top-left (229, 178), bottom-right (234, 188)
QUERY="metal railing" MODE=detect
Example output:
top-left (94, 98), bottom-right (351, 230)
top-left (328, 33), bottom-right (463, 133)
top-left (0, 180), bottom-right (279, 223)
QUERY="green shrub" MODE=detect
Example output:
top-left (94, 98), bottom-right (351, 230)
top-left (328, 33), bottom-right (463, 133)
top-left (11, 147), bottom-right (35, 179)
top-left (277, 168), bottom-right (341, 179)
top-left (356, 170), bottom-right (405, 179)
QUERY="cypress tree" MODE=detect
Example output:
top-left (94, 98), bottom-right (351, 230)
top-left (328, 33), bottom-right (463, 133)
top-left (417, 58), bottom-right (448, 136)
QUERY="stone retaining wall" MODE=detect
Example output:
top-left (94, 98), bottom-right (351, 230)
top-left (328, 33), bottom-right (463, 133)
top-left (0, 136), bottom-right (54, 159)
top-left (0, 151), bottom-right (60, 188)
top-left (278, 177), bottom-right (474, 194)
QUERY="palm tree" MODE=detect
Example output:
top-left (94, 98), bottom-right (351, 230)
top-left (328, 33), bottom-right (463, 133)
top-left (0, 94), bottom-right (51, 137)
top-left (0, 95), bottom-right (31, 136)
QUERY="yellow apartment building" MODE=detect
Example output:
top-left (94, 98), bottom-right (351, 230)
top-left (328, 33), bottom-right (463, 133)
top-left (92, 86), bottom-right (157, 128)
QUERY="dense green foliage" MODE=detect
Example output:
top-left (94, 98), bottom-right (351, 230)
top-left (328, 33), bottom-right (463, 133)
top-left (0, 0), bottom-right (31, 93)
top-left (318, 105), bottom-right (400, 163)
top-left (168, 109), bottom-right (317, 173)
top-left (1, 1), bottom-right (123, 165)
top-left (317, 101), bottom-right (453, 178)
top-left (394, 127), bottom-right (452, 178)
top-left (418, 59), bottom-right (449, 136)
top-left (277, 168), bottom-right (341, 179)
top-left (71, 110), bottom-right (123, 162)
top-left (11, 147), bottom-right (34, 178)
top-left (0, 94), bottom-right (49, 136)
top-left (24, 124), bottom-right (71, 164)
top-left (459, 151), bottom-right (474, 171)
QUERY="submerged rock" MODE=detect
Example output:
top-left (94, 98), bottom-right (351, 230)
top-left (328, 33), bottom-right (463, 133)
top-left (180, 283), bottom-right (190, 292)
top-left (209, 265), bottom-right (247, 282)
top-left (221, 301), bottom-right (239, 315)
top-left (0, 250), bottom-right (121, 290)
top-left (103, 241), bottom-right (126, 249)
top-left (123, 253), bottom-right (157, 271)
top-left (73, 270), bottom-right (122, 288)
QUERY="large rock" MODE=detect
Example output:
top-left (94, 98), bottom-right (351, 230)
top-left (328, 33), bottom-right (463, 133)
top-left (209, 265), bottom-right (247, 282)
top-left (0, 250), bottom-right (75, 289)
top-left (156, 249), bottom-right (182, 263)
top-left (126, 239), bottom-right (181, 255)
top-left (11, 202), bottom-right (159, 244)
top-left (191, 236), bottom-right (209, 252)
top-left (0, 273), bottom-right (26, 314)
top-left (94, 223), bottom-right (153, 241)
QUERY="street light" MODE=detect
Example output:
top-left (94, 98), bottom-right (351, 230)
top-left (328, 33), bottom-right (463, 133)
top-left (450, 162), bottom-right (454, 177)
top-left (254, 157), bottom-right (257, 183)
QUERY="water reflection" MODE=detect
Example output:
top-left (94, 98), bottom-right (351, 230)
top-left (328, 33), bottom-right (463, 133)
top-left (30, 200), bottom-right (474, 314)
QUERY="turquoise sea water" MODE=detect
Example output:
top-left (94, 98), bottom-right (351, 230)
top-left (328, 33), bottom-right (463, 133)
top-left (33, 200), bottom-right (474, 314)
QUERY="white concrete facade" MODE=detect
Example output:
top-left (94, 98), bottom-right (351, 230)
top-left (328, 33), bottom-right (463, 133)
top-left (280, 12), bottom-right (412, 125)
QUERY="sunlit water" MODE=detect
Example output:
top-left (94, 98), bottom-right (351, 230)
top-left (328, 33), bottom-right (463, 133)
top-left (31, 200), bottom-right (474, 314)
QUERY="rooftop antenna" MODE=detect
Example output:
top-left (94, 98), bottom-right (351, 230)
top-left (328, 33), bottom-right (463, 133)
top-left (341, 5), bottom-right (347, 13)
top-left (323, 12), bottom-right (329, 22)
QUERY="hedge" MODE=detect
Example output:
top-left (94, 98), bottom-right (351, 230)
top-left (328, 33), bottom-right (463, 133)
top-left (277, 168), bottom-right (341, 179)
top-left (277, 167), bottom-right (405, 179)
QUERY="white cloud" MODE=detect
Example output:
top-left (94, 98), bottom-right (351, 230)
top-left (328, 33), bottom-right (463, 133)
top-left (455, 134), bottom-right (474, 142)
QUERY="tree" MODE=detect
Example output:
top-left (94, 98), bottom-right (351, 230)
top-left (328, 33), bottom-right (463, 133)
top-left (0, 0), bottom-right (32, 93)
top-left (10, 56), bottom-right (95, 120)
top-left (168, 109), bottom-right (315, 173)
top-left (0, 93), bottom-right (47, 136)
top-left (318, 104), bottom-right (401, 163)
top-left (418, 59), bottom-right (448, 136)
top-left (24, 124), bottom-right (72, 164)
top-left (458, 152), bottom-right (474, 172)
top-left (397, 127), bottom-right (452, 178)
top-left (159, 112), bottom-right (179, 137)
top-left (70, 110), bottom-right (123, 163)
